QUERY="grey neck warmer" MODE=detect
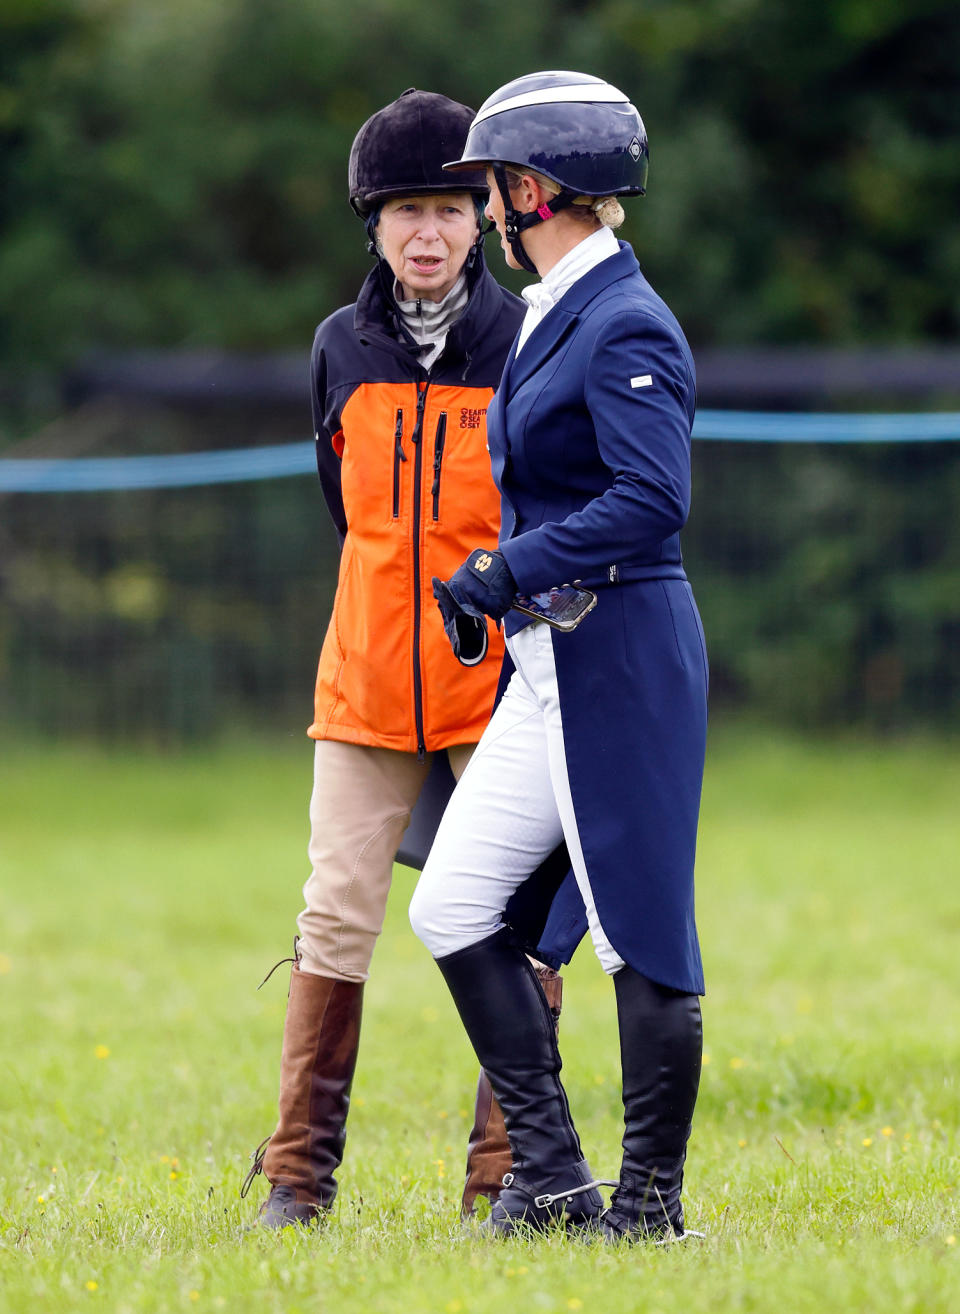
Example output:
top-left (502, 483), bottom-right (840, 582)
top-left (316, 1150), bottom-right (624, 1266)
top-left (393, 273), bottom-right (469, 372)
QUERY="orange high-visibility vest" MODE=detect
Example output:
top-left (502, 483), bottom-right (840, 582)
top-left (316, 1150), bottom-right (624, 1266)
top-left (308, 263), bottom-right (525, 755)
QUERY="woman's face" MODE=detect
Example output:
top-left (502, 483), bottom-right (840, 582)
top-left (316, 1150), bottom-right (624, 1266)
top-left (376, 194), bottom-right (479, 302)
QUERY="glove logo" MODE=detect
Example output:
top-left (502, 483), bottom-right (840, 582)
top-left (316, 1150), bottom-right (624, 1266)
top-left (473, 552), bottom-right (493, 572)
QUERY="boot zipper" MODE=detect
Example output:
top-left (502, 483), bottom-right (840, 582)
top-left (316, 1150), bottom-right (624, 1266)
top-left (392, 408), bottom-right (406, 519)
top-left (411, 383), bottom-right (428, 760)
top-left (431, 412), bottom-right (447, 521)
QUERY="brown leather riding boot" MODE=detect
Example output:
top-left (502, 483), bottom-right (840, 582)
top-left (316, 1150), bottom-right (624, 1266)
top-left (460, 964), bottom-right (563, 1216)
top-left (244, 966), bottom-right (363, 1229)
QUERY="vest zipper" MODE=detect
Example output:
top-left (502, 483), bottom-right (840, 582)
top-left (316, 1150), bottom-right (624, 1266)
top-left (431, 412), bottom-right (447, 521)
top-left (411, 383), bottom-right (428, 760)
top-left (392, 408), bottom-right (406, 519)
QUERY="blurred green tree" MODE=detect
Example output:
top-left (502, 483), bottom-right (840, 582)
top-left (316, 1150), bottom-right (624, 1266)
top-left (1, 0), bottom-right (958, 370)
top-left (2, 0), bottom-right (960, 737)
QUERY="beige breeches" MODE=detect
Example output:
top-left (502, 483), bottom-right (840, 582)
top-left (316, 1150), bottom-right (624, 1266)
top-left (296, 739), bottom-right (473, 982)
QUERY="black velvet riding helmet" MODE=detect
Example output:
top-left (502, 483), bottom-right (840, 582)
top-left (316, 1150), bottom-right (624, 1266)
top-left (348, 88), bottom-right (489, 218)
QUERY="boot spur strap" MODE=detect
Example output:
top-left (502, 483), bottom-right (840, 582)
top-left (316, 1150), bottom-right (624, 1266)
top-left (257, 935), bottom-right (302, 990)
top-left (534, 1179), bottom-right (619, 1209)
top-left (653, 1226), bottom-right (706, 1246)
top-left (240, 1135), bottom-right (270, 1198)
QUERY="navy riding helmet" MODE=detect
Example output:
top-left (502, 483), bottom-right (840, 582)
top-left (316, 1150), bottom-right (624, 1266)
top-left (445, 71), bottom-right (648, 273)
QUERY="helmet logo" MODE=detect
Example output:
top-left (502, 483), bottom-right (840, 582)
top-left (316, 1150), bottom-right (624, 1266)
top-left (628, 136), bottom-right (643, 162)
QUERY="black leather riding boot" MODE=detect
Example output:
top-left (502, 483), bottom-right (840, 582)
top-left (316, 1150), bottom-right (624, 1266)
top-left (461, 965), bottom-right (564, 1217)
top-left (603, 966), bottom-right (702, 1242)
top-left (436, 929), bottom-right (602, 1234)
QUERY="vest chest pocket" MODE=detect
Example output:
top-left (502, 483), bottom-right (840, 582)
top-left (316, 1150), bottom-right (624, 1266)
top-left (430, 412), bottom-right (447, 521)
top-left (392, 408), bottom-right (406, 519)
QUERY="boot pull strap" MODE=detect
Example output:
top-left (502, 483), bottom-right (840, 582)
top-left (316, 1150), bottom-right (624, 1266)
top-left (534, 1178), bottom-right (619, 1209)
top-left (257, 935), bottom-right (302, 989)
top-left (240, 1135), bottom-right (270, 1198)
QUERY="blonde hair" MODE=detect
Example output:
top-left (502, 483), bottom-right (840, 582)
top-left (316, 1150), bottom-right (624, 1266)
top-left (502, 166), bottom-right (625, 230)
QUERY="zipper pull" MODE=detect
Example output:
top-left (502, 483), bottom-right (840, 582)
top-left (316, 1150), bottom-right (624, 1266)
top-left (412, 385), bottom-right (426, 443)
top-left (431, 412), bottom-right (447, 501)
top-left (394, 409), bottom-right (407, 462)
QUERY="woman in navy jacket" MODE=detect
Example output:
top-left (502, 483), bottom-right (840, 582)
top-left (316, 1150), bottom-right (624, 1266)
top-left (410, 71), bottom-right (708, 1241)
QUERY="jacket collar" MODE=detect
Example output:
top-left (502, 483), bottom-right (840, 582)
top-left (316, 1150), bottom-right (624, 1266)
top-left (501, 242), bottom-right (640, 398)
top-left (555, 240), bottom-right (639, 314)
top-left (352, 251), bottom-right (499, 375)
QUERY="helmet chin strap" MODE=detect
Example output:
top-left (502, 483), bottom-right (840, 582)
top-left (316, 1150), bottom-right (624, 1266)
top-left (466, 198), bottom-right (489, 271)
top-left (492, 164), bottom-right (575, 275)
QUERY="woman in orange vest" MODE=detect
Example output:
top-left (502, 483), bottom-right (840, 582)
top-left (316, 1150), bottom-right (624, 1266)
top-left (243, 89), bottom-right (551, 1228)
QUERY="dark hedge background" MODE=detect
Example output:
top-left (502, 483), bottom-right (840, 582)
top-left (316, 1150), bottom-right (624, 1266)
top-left (2, 0), bottom-right (959, 737)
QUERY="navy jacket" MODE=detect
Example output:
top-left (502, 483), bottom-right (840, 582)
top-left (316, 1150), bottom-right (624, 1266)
top-left (494, 243), bottom-right (708, 995)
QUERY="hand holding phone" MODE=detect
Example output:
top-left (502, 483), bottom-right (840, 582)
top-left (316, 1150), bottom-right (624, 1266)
top-left (511, 584), bottom-right (597, 632)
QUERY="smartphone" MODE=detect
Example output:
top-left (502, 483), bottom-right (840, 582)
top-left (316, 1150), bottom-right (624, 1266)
top-left (511, 584), bottom-right (597, 632)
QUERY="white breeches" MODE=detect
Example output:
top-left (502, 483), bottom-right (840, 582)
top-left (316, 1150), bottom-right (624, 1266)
top-left (409, 621), bottom-right (625, 975)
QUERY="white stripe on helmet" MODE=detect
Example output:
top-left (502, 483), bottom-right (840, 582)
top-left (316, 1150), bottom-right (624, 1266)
top-left (473, 82), bottom-right (629, 126)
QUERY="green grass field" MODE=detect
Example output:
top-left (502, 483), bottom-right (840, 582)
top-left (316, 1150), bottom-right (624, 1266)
top-left (1, 729), bottom-right (958, 1313)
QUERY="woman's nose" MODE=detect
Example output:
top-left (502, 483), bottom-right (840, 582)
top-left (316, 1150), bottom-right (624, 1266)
top-left (416, 215), bottom-right (441, 240)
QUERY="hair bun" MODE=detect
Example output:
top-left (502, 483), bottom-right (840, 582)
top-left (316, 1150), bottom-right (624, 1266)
top-left (591, 196), bottom-right (625, 228)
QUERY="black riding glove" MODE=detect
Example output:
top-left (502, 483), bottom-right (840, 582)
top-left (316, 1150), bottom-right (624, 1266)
top-left (432, 578), bottom-right (489, 666)
top-left (443, 548), bottom-right (517, 622)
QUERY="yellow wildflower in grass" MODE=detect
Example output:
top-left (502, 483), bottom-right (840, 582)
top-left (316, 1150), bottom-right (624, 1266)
top-left (85, 1281), bottom-right (98, 1291)
top-left (701, 1053), bottom-right (711, 1065)
top-left (94, 1045), bottom-right (110, 1060)
top-left (881, 1126), bottom-right (893, 1137)
top-left (169, 1171), bottom-right (179, 1180)
top-left (946, 1236), bottom-right (956, 1246)
top-left (593, 1074), bottom-right (606, 1085)
top-left (729, 1057), bottom-right (744, 1070)
top-left (189, 1293), bottom-right (200, 1302)
top-left (862, 1138), bottom-right (873, 1147)
top-left (438, 1110), bottom-right (448, 1119)
top-left (446, 1302), bottom-right (463, 1313)
top-left (738, 1139), bottom-right (747, 1148)
top-left (568, 1300), bottom-right (584, 1310)
top-left (37, 1195), bottom-right (44, 1204)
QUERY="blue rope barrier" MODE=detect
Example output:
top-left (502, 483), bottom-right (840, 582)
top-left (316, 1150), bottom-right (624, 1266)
top-left (2, 411), bottom-right (959, 492)
top-left (694, 410), bottom-right (960, 443)
top-left (0, 441), bottom-right (316, 493)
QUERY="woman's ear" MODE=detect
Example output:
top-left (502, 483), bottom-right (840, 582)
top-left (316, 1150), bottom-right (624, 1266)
top-left (514, 173), bottom-right (550, 215)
